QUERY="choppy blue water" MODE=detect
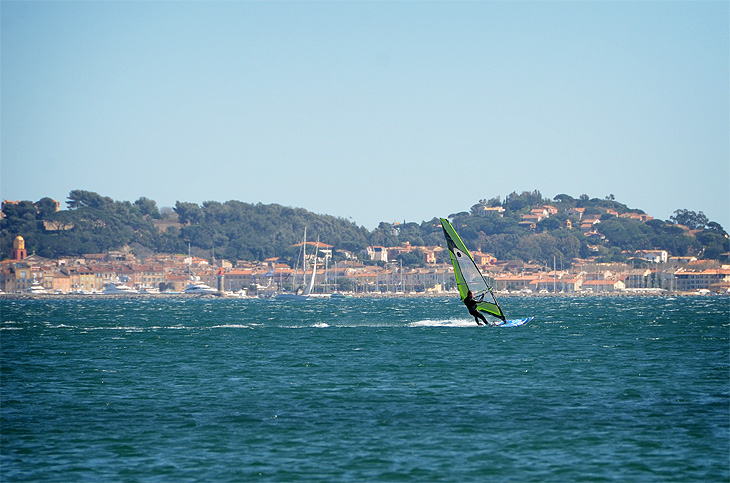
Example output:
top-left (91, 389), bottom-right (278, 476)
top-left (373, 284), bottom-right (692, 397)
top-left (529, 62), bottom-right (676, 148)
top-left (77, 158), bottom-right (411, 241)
top-left (2, 296), bottom-right (728, 482)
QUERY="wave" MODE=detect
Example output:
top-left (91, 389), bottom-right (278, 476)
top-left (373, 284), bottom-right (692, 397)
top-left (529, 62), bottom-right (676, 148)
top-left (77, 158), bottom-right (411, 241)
top-left (409, 318), bottom-right (477, 328)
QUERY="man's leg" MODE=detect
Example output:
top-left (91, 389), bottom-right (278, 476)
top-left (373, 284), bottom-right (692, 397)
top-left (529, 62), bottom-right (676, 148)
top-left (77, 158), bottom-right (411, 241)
top-left (477, 312), bottom-right (488, 326)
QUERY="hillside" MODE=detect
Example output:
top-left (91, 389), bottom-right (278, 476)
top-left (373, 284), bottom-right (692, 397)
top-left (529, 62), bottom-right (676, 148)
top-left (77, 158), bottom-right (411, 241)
top-left (1, 190), bottom-right (727, 266)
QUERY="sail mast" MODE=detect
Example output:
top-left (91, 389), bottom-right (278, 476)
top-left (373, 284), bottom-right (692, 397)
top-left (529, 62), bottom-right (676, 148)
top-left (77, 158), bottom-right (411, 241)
top-left (302, 227), bottom-right (307, 289)
top-left (303, 237), bottom-right (319, 296)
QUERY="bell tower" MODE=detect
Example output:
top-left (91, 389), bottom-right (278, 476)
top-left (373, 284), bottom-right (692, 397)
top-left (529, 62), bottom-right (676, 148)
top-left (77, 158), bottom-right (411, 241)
top-left (11, 236), bottom-right (27, 260)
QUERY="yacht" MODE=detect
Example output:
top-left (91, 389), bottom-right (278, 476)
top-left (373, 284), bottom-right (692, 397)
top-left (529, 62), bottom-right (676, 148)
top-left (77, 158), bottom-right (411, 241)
top-left (102, 281), bottom-right (138, 295)
top-left (26, 281), bottom-right (49, 295)
top-left (183, 282), bottom-right (218, 295)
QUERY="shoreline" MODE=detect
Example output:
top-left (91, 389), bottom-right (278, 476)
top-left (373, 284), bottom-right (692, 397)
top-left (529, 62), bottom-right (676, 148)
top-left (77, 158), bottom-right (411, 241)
top-left (0, 290), bottom-right (725, 301)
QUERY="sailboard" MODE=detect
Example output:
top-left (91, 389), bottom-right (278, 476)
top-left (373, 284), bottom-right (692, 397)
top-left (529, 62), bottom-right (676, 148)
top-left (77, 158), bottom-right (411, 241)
top-left (500, 317), bottom-right (534, 327)
top-left (440, 218), bottom-right (532, 327)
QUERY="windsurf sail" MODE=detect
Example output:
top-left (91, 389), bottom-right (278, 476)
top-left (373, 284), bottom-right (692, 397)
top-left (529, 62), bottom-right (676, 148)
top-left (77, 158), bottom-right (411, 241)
top-left (440, 218), bottom-right (506, 322)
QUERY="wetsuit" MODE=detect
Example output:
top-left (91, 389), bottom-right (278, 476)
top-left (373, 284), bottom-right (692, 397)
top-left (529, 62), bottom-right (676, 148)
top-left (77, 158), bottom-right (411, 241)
top-left (464, 292), bottom-right (489, 326)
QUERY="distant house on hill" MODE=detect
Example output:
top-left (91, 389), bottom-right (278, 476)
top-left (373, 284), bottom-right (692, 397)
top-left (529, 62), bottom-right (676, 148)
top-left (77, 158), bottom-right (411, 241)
top-left (367, 246), bottom-right (388, 263)
top-left (421, 246), bottom-right (444, 264)
top-left (634, 250), bottom-right (668, 264)
top-left (537, 205), bottom-right (558, 216)
top-left (520, 208), bottom-right (549, 229)
top-left (619, 212), bottom-right (654, 222)
top-left (598, 207), bottom-right (620, 217)
top-left (471, 251), bottom-right (496, 267)
top-left (566, 207), bottom-right (585, 220)
top-left (475, 206), bottom-right (505, 217)
top-left (581, 218), bottom-right (601, 233)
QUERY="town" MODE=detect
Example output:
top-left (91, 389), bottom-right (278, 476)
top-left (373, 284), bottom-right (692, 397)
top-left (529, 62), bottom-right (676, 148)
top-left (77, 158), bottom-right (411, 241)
top-left (2, 232), bottom-right (729, 296)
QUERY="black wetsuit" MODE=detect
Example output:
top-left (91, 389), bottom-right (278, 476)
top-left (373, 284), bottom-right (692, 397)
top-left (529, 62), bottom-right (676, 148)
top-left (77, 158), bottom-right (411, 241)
top-left (464, 292), bottom-right (488, 326)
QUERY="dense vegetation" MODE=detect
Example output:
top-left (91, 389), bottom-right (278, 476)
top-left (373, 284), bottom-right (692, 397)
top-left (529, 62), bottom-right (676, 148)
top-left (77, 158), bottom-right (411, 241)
top-left (2, 189), bottom-right (727, 267)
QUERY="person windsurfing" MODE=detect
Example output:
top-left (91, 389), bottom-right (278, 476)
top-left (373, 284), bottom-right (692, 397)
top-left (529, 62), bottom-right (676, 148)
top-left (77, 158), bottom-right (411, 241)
top-left (464, 290), bottom-right (490, 326)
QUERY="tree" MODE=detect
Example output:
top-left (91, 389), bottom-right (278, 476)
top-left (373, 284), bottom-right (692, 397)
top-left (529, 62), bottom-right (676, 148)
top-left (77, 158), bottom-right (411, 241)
top-left (174, 202), bottom-right (204, 225)
top-left (695, 229), bottom-right (729, 260)
top-left (553, 194), bottom-right (575, 204)
top-left (537, 217), bottom-right (561, 232)
top-left (706, 221), bottom-right (727, 235)
top-left (35, 197), bottom-right (58, 217)
top-left (504, 190), bottom-right (546, 213)
top-left (670, 209), bottom-right (709, 230)
top-left (372, 222), bottom-right (398, 247)
top-left (599, 217), bottom-right (650, 251)
top-left (1, 200), bottom-right (37, 224)
top-left (66, 190), bottom-right (113, 210)
top-left (394, 250), bottom-right (422, 268)
top-left (3, 189), bottom-right (727, 264)
top-left (134, 197), bottom-right (161, 219)
top-left (555, 233), bottom-right (582, 262)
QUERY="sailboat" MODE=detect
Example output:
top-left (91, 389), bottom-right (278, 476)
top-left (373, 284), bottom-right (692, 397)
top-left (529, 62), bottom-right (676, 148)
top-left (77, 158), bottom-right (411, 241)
top-left (440, 218), bottom-right (533, 327)
top-left (276, 229), bottom-right (318, 301)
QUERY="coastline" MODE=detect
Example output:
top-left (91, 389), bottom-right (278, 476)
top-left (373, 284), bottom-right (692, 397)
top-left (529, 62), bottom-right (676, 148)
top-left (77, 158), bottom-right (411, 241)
top-left (0, 290), bottom-right (724, 301)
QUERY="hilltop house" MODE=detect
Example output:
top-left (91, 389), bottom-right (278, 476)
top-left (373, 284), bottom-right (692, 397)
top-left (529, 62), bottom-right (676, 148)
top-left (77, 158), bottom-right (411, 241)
top-left (581, 217), bottom-right (601, 234)
top-left (566, 207), bottom-right (585, 220)
top-left (421, 246), bottom-right (444, 264)
top-left (634, 250), bottom-right (668, 264)
top-left (471, 250), bottom-right (497, 267)
top-left (366, 246), bottom-right (389, 263)
top-left (537, 205), bottom-right (559, 215)
top-left (598, 207), bottom-right (620, 217)
top-left (620, 212), bottom-right (654, 222)
top-left (476, 206), bottom-right (505, 217)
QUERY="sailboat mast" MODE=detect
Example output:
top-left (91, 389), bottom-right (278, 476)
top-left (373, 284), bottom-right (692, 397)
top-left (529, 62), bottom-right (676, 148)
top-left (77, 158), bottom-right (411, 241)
top-left (302, 227), bottom-right (307, 288)
top-left (303, 236), bottom-right (319, 296)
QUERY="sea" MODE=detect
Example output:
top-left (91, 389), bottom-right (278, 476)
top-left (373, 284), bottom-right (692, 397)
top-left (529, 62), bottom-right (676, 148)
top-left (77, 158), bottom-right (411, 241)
top-left (1, 295), bottom-right (728, 482)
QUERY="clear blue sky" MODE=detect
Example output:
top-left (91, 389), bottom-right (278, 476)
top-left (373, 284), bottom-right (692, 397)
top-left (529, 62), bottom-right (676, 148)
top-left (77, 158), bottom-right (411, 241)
top-left (2, 1), bottom-right (728, 230)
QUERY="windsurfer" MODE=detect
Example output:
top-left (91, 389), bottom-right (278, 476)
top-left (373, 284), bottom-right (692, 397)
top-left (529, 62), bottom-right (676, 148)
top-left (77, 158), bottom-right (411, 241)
top-left (464, 290), bottom-right (490, 326)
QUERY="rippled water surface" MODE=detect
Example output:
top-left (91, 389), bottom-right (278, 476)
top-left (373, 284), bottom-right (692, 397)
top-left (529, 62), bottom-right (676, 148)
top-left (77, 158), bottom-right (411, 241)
top-left (2, 296), bottom-right (728, 482)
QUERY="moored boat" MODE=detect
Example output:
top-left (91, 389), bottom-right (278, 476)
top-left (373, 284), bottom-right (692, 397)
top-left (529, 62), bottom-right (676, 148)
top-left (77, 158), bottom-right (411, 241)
top-left (183, 282), bottom-right (218, 295)
top-left (102, 281), bottom-right (138, 295)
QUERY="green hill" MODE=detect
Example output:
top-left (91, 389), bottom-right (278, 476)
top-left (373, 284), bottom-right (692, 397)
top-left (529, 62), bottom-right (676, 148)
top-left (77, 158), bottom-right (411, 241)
top-left (1, 189), bottom-right (727, 266)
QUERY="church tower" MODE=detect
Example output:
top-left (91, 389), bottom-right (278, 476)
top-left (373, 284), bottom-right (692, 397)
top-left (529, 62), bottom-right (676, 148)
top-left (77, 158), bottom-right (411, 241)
top-left (11, 236), bottom-right (27, 260)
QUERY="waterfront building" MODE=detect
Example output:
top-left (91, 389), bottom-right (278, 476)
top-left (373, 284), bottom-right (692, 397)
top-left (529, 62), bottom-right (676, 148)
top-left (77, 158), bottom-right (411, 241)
top-left (674, 267), bottom-right (730, 291)
top-left (582, 279), bottom-right (626, 292)
top-left (1, 262), bottom-right (32, 292)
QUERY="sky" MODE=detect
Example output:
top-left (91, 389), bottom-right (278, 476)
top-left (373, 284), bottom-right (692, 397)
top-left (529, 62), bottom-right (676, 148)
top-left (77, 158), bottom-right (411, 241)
top-left (2, 1), bottom-right (728, 231)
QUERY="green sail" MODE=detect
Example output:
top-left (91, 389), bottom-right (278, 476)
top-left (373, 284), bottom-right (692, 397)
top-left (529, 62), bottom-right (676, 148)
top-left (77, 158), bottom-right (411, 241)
top-left (440, 218), bottom-right (505, 321)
